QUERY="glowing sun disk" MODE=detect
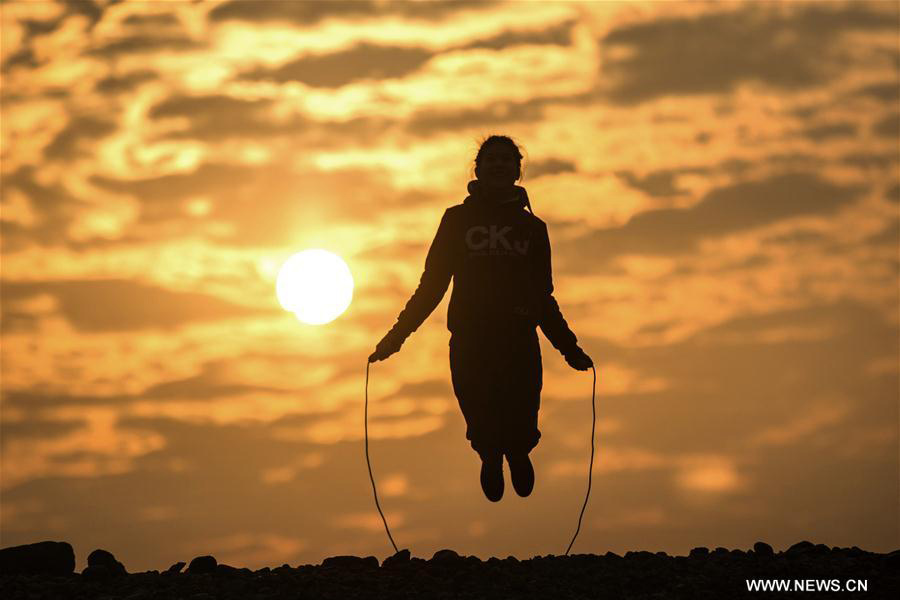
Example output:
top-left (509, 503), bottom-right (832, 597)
top-left (276, 249), bottom-right (353, 325)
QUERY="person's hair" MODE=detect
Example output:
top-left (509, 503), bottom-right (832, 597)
top-left (474, 135), bottom-right (524, 181)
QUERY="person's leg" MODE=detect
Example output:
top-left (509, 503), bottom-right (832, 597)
top-left (449, 332), bottom-right (504, 501)
top-left (500, 326), bottom-right (542, 497)
top-left (498, 326), bottom-right (542, 455)
top-left (449, 332), bottom-right (504, 457)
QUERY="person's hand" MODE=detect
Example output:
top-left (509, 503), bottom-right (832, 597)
top-left (565, 349), bottom-right (593, 371)
top-left (368, 331), bottom-right (404, 363)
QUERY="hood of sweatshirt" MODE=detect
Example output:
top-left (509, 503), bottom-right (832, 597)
top-left (464, 180), bottom-right (530, 212)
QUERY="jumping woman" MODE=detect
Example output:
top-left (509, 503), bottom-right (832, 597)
top-left (369, 135), bottom-right (593, 502)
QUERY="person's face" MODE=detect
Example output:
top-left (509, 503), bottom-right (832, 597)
top-left (476, 144), bottom-right (520, 187)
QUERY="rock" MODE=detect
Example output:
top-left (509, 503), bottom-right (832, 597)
top-left (813, 543), bottom-right (831, 555)
top-left (712, 547), bottom-right (729, 556)
top-left (431, 549), bottom-right (461, 563)
top-left (786, 540), bottom-right (815, 555)
top-left (884, 549), bottom-right (900, 569)
top-left (187, 555), bottom-right (217, 574)
top-left (0, 541), bottom-right (76, 575)
top-left (753, 541), bottom-right (774, 557)
top-left (81, 564), bottom-right (111, 580)
top-left (215, 564), bottom-right (242, 576)
top-left (166, 561), bottom-right (186, 573)
top-left (382, 549), bottom-right (411, 568)
top-left (322, 555), bottom-right (378, 569)
top-left (689, 547), bottom-right (709, 558)
top-left (87, 549), bottom-right (127, 576)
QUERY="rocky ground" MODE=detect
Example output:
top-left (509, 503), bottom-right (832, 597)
top-left (1, 540), bottom-right (898, 599)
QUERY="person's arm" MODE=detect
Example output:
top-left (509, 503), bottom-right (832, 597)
top-left (371, 209), bottom-right (455, 361)
top-left (533, 221), bottom-right (592, 369)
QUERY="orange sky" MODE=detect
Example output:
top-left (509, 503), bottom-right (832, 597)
top-left (1, 0), bottom-right (898, 570)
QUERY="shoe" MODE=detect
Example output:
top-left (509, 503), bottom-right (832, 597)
top-left (506, 452), bottom-right (534, 497)
top-left (479, 453), bottom-right (504, 502)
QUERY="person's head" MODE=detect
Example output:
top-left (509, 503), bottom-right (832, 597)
top-left (474, 135), bottom-right (523, 188)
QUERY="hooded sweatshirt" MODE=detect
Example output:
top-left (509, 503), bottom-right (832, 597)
top-left (384, 181), bottom-right (582, 359)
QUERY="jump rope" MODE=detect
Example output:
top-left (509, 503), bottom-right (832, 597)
top-left (364, 358), bottom-right (596, 557)
top-left (363, 193), bottom-right (597, 557)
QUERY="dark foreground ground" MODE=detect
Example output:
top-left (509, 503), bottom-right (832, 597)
top-left (2, 541), bottom-right (899, 599)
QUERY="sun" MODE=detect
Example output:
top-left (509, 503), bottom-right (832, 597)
top-left (276, 249), bottom-right (354, 325)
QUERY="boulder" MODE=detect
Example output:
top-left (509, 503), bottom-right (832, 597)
top-left (187, 555), bottom-right (217, 574)
top-left (215, 563), bottom-right (242, 576)
top-left (382, 549), bottom-right (411, 568)
top-left (431, 549), bottom-right (462, 563)
top-left (786, 541), bottom-right (815, 556)
top-left (884, 549), bottom-right (900, 569)
top-left (0, 540), bottom-right (75, 575)
top-left (166, 561), bottom-right (186, 574)
top-left (689, 547), bottom-right (709, 558)
top-left (81, 564), bottom-right (111, 580)
top-left (87, 548), bottom-right (127, 576)
top-left (322, 555), bottom-right (378, 569)
top-left (753, 541), bottom-right (774, 557)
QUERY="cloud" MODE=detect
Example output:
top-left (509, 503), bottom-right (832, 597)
top-left (87, 34), bottom-right (201, 56)
top-left (405, 98), bottom-right (549, 136)
top-left (209, 0), bottom-right (382, 24)
top-left (1, 279), bottom-right (273, 332)
top-left (597, 299), bottom-right (898, 458)
top-left (240, 43), bottom-right (434, 88)
top-left (149, 94), bottom-right (285, 140)
top-left (749, 404), bottom-right (850, 447)
top-left (44, 115), bottom-right (117, 160)
top-left (459, 20), bottom-right (573, 51)
top-left (61, 0), bottom-right (104, 28)
top-left (801, 122), bottom-right (857, 142)
top-left (0, 417), bottom-right (85, 442)
top-left (872, 112), bottom-right (899, 138)
top-left (601, 3), bottom-right (897, 103)
top-left (1, 167), bottom-right (81, 247)
top-left (93, 70), bottom-right (156, 94)
top-left (209, 0), bottom-right (490, 25)
top-left (850, 81), bottom-right (900, 104)
top-left (614, 167), bottom-right (706, 198)
top-left (90, 154), bottom-right (423, 247)
top-left (381, 378), bottom-right (452, 401)
top-left (888, 183), bottom-right (900, 204)
top-left (526, 158), bottom-right (576, 180)
top-left (842, 152), bottom-right (898, 171)
top-left (121, 13), bottom-right (181, 27)
top-left (563, 172), bottom-right (860, 267)
top-left (762, 228), bottom-right (827, 247)
top-left (862, 218), bottom-right (899, 247)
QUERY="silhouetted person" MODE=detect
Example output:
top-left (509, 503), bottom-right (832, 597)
top-left (369, 135), bottom-right (592, 501)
